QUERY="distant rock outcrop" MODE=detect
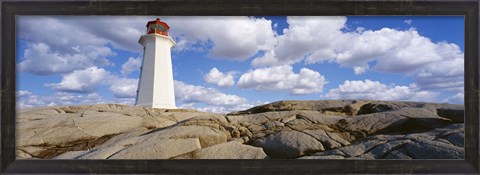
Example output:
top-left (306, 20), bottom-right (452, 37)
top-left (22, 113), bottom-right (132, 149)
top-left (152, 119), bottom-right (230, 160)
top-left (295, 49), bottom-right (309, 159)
top-left (16, 100), bottom-right (464, 159)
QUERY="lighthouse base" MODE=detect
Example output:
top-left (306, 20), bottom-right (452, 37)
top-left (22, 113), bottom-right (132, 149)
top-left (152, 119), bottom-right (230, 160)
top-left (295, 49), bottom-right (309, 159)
top-left (135, 103), bottom-right (177, 109)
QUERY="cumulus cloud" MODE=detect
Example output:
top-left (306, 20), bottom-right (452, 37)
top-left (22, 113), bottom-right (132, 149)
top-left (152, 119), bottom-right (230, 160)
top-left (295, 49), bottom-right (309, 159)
top-left (18, 16), bottom-right (278, 75)
top-left (325, 79), bottom-right (437, 102)
top-left (165, 16), bottom-right (276, 60)
top-left (174, 80), bottom-right (247, 106)
top-left (18, 43), bottom-right (114, 75)
top-left (237, 65), bottom-right (327, 95)
top-left (110, 78), bottom-right (138, 98)
top-left (121, 57), bottom-right (142, 75)
top-left (180, 101), bottom-right (265, 114)
top-left (252, 16), bottom-right (347, 67)
top-left (252, 17), bottom-right (450, 72)
top-left (17, 16), bottom-right (143, 75)
top-left (174, 80), bottom-right (265, 113)
top-left (18, 16), bottom-right (150, 53)
top-left (203, 67), bottom-right (235, 87)
top-left (415, 47), bottom-right (464, 91)
top-left (445, 92), bottom-right (464, 104)
top-left (16, 90), bottom-right (32, 98)
top-left (45, 67), bottom-right (113, 93)
top-left (251, 16), bottom-right (463, 92)
top-left (16, 92), bottom-right (106, 109)
top-left (404, 20), bottom-right (413, 25)
top-left (353, 65), bottom-right (369, 75)
top-left (44, 66), bottom-right (139, 99)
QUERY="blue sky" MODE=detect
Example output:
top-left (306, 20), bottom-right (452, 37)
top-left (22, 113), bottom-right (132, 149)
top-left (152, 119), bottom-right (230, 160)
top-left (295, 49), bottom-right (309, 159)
top-left (16, 16), bottom-right (464, 113)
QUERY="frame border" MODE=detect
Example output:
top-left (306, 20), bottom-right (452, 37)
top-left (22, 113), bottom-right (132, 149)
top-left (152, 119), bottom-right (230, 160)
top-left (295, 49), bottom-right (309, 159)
top-left (1, 0), bottom-right (479, 174)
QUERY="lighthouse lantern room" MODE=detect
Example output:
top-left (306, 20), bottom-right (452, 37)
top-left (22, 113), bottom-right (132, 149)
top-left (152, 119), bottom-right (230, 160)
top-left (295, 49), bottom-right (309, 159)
top-left (135, 18), bottom-right (176, 109)
top-left (146, 18), bottom-right (170, 36)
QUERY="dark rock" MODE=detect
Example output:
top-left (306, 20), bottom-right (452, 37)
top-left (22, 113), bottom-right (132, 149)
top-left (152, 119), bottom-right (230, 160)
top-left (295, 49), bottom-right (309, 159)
top-left (357, 102), bottom-right (404, 115)
top-left (254, 131), bottom-right (324, 158)
top-left (437, 108), bottom-right (464, 123)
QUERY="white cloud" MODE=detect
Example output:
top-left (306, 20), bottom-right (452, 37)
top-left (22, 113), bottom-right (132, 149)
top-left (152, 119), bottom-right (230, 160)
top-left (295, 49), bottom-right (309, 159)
top-left (174, 80), bottom-right (267, 113)
top-left (325, 79), bottom-right (437, 102)
top-left (415, 45), bottom-right (464, 91)
top-left (174, 80), bottom-right (247, 106)
top-left (17, 16), bottom-right (146, 75)
top-left (44, 65), bottom-right (140, 99)
top-left (252, 16), bottom-right (347, 67)
top-left (16, 92), bottom-right (106, 109)
top-left (45, 67), bottom-right (113, 93)
top-left (237, 65), bottom-right (328, 95)
top-left (253, 16), bottom-right (448, 73)
top-left (180, 102), bottom-right (261, 114)
top-left (353, 65), bottom-right (369, 75)
top-left (250, 16), bottom-right (463, 93)
top-left (404, 20), bottom-right (413, 25)
top-left (203, 67), bottom-right (235, 87)
top-left (445, 92), bottom-right (464, 104)
top-left (110, 78), bottom-right (138, 98)
top-left (18, 43), bottom-right (114, 75)
top-left (17, 16), bottom-right (277, 75)
top-left (165, 16), bottom-right (276, 60)
top-left (18, 16), bottom-right (150, 53)
top-left (16, 90), bottom-right (32, 98)
top-left (121, 57), bottom-right (142, 75)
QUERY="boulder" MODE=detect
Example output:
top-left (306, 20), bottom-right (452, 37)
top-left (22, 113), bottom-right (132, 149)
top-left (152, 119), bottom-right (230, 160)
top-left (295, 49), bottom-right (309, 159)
top-left (15, 100), bottom-right (465, 160)
top-left (254, 130), bottom-right (324, 158)
top-left (356, 102), bottom-right (405, 115)
top-left (404, 139), bottom-right (464, 159)
top-left (141, 125), bottom-right (228, 148)
top-left (436, 108), bottom-right (464, 123)
top-left (108, 138), bottom-right (201, 159)
top-left (174, 141), bottom-right (267, 159)
top-left (302, 130), bottom-right (347, 149)
top-left (229, 100), bottom-right (368, 115)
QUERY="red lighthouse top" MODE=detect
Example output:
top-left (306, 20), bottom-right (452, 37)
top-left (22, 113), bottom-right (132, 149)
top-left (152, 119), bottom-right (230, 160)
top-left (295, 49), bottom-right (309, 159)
top-left (146, 18), bottom-right (170, 36)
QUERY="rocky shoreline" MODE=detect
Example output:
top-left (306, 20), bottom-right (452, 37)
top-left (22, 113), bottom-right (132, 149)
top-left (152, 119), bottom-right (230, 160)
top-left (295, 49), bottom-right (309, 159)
top-left (16, 100), bottom-right (464, 159)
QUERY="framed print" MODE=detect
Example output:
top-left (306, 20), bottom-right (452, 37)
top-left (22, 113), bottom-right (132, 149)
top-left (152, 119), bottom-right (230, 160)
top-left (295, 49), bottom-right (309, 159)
top-left (1, 0), bottom-right (479, 174)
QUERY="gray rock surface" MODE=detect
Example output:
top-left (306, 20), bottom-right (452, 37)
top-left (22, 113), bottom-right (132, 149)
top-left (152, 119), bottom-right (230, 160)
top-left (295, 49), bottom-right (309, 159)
top-left (16, 100), bottom-right (464, 159)
top-left (254, 130), bottom-right (325, 158)
top-left (108, 138), bottom-right (201, 159)
top-left (173, 141), bottom-right (267, 159)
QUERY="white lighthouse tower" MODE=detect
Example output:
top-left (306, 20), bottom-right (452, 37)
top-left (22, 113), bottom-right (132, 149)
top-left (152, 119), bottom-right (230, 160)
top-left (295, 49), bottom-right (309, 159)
top-left (135, 18), bottom-right (176, 109)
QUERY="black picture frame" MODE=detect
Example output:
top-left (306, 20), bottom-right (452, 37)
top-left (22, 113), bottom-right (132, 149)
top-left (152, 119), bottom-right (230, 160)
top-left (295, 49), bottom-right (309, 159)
top-left (1, 0), bottom-right (479, 174)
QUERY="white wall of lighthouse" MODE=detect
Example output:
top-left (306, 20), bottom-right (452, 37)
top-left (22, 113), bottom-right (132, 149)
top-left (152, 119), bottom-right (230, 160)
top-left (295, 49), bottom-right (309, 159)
top-left (135, 31), bottom-right (176, 108)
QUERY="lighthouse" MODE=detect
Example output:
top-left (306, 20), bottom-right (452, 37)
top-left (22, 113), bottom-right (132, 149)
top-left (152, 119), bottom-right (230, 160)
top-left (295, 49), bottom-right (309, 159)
top-left (135, 18), bottom-right (176, 109)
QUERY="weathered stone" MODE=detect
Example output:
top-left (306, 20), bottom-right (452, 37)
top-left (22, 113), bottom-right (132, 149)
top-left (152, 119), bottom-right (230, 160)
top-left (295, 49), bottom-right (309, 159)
top-left (326, 132), bottom-right (350, 146)
top-left (230, 100), bottom-right (368, 115)
top-left (445, 133), bottom-right (464, 147)
top-left (356, 102), bottom-right (404, 115)
top-left (336, 140), bottom-right (387, 157)
top-left (76, 129), bottom-right (148, 159)
top-left (141, 125), bottom-right (228, 148)
top-left (108, 138), bottom-right (201, 159)
top-left (53, 150), bottom-right (90, 159)
top-left (302, 130), bottom-right (342, 149)
top-left (436, 108), bottom-right (464, 123)
top-left (16, 149), bottom-right (33, 159)
top-left (362, 139), bottom-right (411, 159)
top-left (405, 139), bottom-right (464, 159)
top-left (174, 141), bottom-right (267, 159)
top-left (16, 101), bottom-right (465, 160)
top-left (384, 149), bottom-right (412, 159)
top-left (254, 131), bottom-right (324, 158)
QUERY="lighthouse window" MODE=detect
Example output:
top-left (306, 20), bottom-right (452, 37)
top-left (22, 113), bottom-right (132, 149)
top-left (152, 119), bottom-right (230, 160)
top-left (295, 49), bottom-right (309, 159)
top-left (156, 25), bottom-right (167, 32)
top-left (149, 25), bottom-right (156, 33)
